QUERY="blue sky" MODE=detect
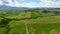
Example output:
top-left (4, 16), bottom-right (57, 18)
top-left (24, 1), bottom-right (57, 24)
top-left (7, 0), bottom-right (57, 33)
top-left (17, 0), bottom-right (40, 2)
top-left (17, 0), bottom-right (59, 2)
top-left (0, 0), bottom-right (60, 8)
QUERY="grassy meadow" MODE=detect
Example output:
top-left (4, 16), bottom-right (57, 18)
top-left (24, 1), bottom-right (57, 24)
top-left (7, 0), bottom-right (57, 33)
top-left (0, 8), bottom-right (60, 34)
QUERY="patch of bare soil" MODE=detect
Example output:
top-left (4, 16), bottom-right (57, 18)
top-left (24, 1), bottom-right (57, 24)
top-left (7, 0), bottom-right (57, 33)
top-left (42, 32), bottom-right (45, 34)
top-left (49, 29), bottom-right (59, 34)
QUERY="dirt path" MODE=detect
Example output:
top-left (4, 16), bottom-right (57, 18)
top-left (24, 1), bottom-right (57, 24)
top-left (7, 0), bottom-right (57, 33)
top-left (25, 24), bottom-right (29, 34)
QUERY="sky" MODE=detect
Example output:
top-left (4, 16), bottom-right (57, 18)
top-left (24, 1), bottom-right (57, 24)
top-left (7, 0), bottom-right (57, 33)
top-left (0, 0), bottom-right (60, 8)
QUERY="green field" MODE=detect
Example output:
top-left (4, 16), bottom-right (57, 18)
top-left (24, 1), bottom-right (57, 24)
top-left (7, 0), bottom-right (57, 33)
top-left (8, 21), bottom-right (60, 34)
top-left (0, 8), bottom-right (60, 34)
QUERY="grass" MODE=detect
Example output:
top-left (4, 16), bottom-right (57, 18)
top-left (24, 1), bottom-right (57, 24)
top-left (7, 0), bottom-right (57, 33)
top-left (9, 24), bottom-right (26, 34)
top-left (0, 9), bottom-right (60, 34)
top-left (31, 11), bottom-right (41, 18)
top-left (8, 21), bottom-right (26, 34)
top-left (0, 27), bottom-right (6, 34)
top-left (7, 20), bottom-right (60, 34)
top-left (7, 22), bottom-right (60, 34)
top-left (27, 22), bottom-right (60, 34)
top-left (0, 18), bottom-right (2, 23)
top-left (15, 16), bottom-right (60, 24)
top-left (5, 11), bottom-right (31, 19)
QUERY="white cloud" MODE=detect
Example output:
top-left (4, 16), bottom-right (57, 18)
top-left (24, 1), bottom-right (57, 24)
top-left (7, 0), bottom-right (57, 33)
top-left (5, 0), bottom-right (18, 7)
top-left (0, 0), bottom-right (3, 5)
top-left (5, 0), bottom-right (41, 8)
top-left (0, 0), bottom-right (60, 8)
top-left (40, 0), bottom-right (60, 8)
top-left (19, 2), bottom-right (41, 8)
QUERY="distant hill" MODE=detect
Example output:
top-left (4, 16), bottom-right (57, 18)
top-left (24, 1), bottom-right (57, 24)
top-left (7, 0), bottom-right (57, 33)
top-left (0, 5), bottom-right (60, 11)
top-left (0, 5), bottom-right (31, 10)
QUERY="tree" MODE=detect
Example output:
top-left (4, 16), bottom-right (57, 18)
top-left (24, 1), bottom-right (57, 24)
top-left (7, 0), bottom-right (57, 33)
top-left (43, 10), bottom-right (48, 13)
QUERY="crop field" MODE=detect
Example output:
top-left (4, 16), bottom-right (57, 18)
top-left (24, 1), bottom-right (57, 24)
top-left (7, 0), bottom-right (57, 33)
top-left (7, 21), bottom-right (60, 34)
top-left (0, 8), bottom-right (60, 34)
